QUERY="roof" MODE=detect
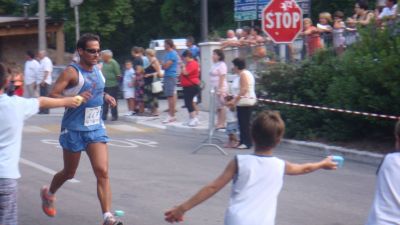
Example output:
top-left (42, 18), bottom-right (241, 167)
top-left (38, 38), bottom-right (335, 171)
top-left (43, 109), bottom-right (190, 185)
top-left (0, 16), bottom-right (61, 27)
top-left (0, 16), bottom-right (39, 23)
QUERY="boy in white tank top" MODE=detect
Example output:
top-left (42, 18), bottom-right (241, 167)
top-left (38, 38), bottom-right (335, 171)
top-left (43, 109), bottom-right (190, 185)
top-left (365, 120), bottom-right (400, 225)
top-left (165, 111), bottom-right (337, 225)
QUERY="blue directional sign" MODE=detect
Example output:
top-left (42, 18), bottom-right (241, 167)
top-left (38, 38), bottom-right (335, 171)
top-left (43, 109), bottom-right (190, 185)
top-left (235, 0), bottom-right (311, 21)
top-left (234, 0), bottom-right (258, 21)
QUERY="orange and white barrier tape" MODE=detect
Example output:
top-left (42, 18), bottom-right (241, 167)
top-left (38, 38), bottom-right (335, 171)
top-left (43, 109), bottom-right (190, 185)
top-left (257, 97), bottom-right (399, 120)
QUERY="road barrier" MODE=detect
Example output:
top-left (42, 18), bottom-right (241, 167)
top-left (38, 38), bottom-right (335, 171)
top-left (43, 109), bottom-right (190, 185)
top-left (194, 88), bottom-right (228, 155)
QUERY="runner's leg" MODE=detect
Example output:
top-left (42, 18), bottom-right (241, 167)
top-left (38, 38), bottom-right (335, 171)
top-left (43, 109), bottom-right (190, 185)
top-left (86, 142), bottom-right (111, 213)
top-left (49, 150), bottom-right (82, 194)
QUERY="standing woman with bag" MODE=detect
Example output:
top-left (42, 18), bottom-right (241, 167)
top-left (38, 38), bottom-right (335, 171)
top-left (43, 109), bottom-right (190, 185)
top-left (227, 58), bottom-right (257, 149)
top-left (180, 50), bottom-right (200, 127)
top-left (144, 49), bottom-right (162, 116)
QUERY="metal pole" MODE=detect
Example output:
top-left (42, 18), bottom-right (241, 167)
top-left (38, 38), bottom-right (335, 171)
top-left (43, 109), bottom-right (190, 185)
top-left (193, 88), bottom-right (227, 155)
top-left (74, 5), bottom-right (80, 42)
top-left (201, 0), bottom-right (208, 42)
top-left (38, 0), bottom-right (46, 51)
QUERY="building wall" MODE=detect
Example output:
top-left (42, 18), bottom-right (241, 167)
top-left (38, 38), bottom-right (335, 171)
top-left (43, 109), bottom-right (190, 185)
top-left (0, 35), bottom-right (37, 66)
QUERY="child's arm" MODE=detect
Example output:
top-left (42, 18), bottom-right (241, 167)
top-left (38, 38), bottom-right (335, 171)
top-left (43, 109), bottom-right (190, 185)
top-left (38, 96), bottom-right (81, 109)
top-left (165, 159), bottom-right (237, 223)
top-left (285, 156), bottom-right (337, 175)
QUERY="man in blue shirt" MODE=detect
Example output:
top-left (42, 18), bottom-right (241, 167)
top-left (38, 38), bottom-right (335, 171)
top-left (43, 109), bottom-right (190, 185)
top-left (186, 36), bottom-right (200, 61)
top-left (162, 39), bottom-right (179, 123)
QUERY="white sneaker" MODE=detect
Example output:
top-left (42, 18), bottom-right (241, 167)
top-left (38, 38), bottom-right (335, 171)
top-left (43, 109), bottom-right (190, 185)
top-left (124, 111), bottom-right (133, 116)
top-left (188, 118), bottom-right (199, 127)
top-left (162, 116), bottom-right (177, 124)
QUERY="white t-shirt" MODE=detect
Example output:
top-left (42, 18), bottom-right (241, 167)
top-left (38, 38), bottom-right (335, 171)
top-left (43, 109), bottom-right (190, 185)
top-left (24, 59), bottom-right (40, 85)
top-left (38, 56), bottom-right (53, 85)
top-left (210, 61), bottom-right (228, 93)
top-left (365, 152), bottom-right (400, 225)
top-left (225, 154), bottom-right (285, 225)
top-left (0, 94), bottom-right (39, 179)
top-left (379, 4), bottom-right (397, 19)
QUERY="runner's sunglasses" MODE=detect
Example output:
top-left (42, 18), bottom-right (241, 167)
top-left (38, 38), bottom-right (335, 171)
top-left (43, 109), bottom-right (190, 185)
top-left (84, 48), bottom-right (101, 55)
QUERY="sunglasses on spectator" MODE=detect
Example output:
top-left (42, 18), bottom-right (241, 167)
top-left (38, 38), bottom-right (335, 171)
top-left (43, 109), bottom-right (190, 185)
top-left (84, 48), bottom-right (101, 55)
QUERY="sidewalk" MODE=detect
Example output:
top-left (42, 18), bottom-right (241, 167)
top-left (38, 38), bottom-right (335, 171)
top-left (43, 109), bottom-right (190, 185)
top-left (119, 99), bottom-right (210, 134)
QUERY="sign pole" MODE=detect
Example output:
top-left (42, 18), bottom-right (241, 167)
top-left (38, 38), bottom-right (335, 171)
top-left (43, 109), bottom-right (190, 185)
top-left (201, 0), bottom-right (208, 41)
top-left (38, 0), bottom-right (46, 51)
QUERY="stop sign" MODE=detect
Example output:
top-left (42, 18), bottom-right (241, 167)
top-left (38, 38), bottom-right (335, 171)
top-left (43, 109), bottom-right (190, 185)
top-left (262, 0), bottom-right (303, 43)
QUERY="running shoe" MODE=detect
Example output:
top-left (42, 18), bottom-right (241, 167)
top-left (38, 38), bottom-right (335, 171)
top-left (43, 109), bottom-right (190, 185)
top-left (40, 186), bottom-right (56, 217)
top-left (236, 144), bottom-right (250, 149)
top-left (162, 116), bottom-right (177, 124)
top-left (188, 118), bottom-right (199, 127)
top-left (103, 215), bottom-right (123, 225)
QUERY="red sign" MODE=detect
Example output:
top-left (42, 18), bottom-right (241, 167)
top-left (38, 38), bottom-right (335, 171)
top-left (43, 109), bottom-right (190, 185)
top-left (262, 0), bottom-right (303, 43)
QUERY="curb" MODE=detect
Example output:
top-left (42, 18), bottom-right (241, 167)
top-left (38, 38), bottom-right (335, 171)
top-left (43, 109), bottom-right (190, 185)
top-left (281, 140), bottom-right (384, 166)
top-left (121, 116), bottom-right (384, 166)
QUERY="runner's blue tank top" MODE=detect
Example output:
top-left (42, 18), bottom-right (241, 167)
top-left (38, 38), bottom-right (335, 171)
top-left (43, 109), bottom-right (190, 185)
top-left (61, 64), bottom-right (105, 131)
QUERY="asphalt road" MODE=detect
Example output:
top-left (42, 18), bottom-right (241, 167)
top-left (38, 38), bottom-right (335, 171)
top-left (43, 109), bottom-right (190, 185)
top-left (18, 114), bottom-right (377, 225)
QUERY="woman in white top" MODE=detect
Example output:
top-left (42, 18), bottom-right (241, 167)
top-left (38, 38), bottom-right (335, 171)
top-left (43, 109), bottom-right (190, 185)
top-left (209, 49), bottom-right (229, 129)
top-left (228, 58), bottom-right (257, 149)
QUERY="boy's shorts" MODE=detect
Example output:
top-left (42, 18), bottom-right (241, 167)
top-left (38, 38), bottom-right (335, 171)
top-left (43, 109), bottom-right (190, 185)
top-left (0, 178), bottom-right (17, 225)
top-left (226, 122), bottom-right (238, 135)
top-left (163, 76), bottom-right (177, 97)
top-left (59, 128), bottom-right (109, 152)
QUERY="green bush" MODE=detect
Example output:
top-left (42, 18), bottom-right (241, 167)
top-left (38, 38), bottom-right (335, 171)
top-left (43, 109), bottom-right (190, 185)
top-left (257, 23), bottom-right (400, 142)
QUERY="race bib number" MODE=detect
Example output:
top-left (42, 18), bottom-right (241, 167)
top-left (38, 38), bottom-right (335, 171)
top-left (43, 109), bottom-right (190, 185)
top-left (84, 106), bottom-right (101, 127)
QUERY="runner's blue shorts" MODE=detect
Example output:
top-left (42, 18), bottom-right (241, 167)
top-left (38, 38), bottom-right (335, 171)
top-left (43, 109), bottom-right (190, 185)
top-left (59, 128), bottom-right (109, 152)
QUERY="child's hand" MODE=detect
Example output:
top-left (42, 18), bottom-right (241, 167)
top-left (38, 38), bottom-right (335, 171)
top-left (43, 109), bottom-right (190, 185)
top-left (164, 206), bottom-right (185, 223)
top-left (65, 97), bottom-right (81, 108)
top-left (321, 156), bottom-right (338, 170)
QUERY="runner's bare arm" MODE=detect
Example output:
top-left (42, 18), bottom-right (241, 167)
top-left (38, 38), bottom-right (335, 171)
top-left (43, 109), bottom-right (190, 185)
top-left (49, 67), bottom-right (78, 98)
top-left (49, 67), bottom-right (92, 101)
top-left (164, 159), bottom-right (237, 223)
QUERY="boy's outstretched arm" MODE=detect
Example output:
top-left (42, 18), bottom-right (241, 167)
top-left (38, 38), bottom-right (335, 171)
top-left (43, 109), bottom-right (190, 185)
top-left (165, 159), bottom-right (237, 223)
top-left (285, 156), bottom-right (337, 176)
top-left (38, 96), bottom-right (81, 109)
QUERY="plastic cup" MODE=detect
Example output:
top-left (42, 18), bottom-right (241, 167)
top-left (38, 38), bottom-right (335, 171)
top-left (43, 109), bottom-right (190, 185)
top-left (332, 155), bottom-right (344, 168)
top-left (114, 210), bottom-right (125, 217)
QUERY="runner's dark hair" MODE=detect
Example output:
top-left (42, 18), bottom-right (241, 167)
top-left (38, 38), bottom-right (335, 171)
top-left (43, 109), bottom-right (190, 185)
top-left (76, 33), bottom-right (100, 50)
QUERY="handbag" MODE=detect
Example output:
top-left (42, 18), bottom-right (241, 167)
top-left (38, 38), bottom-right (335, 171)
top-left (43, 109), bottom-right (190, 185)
top-left (152, 76), bottom-right (163, 94)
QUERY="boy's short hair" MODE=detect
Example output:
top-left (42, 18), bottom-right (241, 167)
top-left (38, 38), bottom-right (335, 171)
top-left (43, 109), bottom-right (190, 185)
top-left (395, 120), bottom-right (400, 138)
top-left (0, 63), bottom-right (8, 90)
top-left (251, 111), bottom-right (285, 150)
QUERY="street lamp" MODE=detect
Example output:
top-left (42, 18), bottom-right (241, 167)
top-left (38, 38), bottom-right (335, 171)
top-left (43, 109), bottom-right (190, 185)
top-left (70, 0), bottom-right (84, 42)
top-left (38, 0), bottom-right (46, 51)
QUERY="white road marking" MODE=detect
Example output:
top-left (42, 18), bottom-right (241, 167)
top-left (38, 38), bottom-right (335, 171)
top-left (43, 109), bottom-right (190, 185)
top-left (107, 124), bottom-right (144, 132)
top-left (23, 126), bottom-right (50, 133)
top-left (126, 139), bottom-right (158, 148)
top-left (20, 158), bottom-right (80, 183)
